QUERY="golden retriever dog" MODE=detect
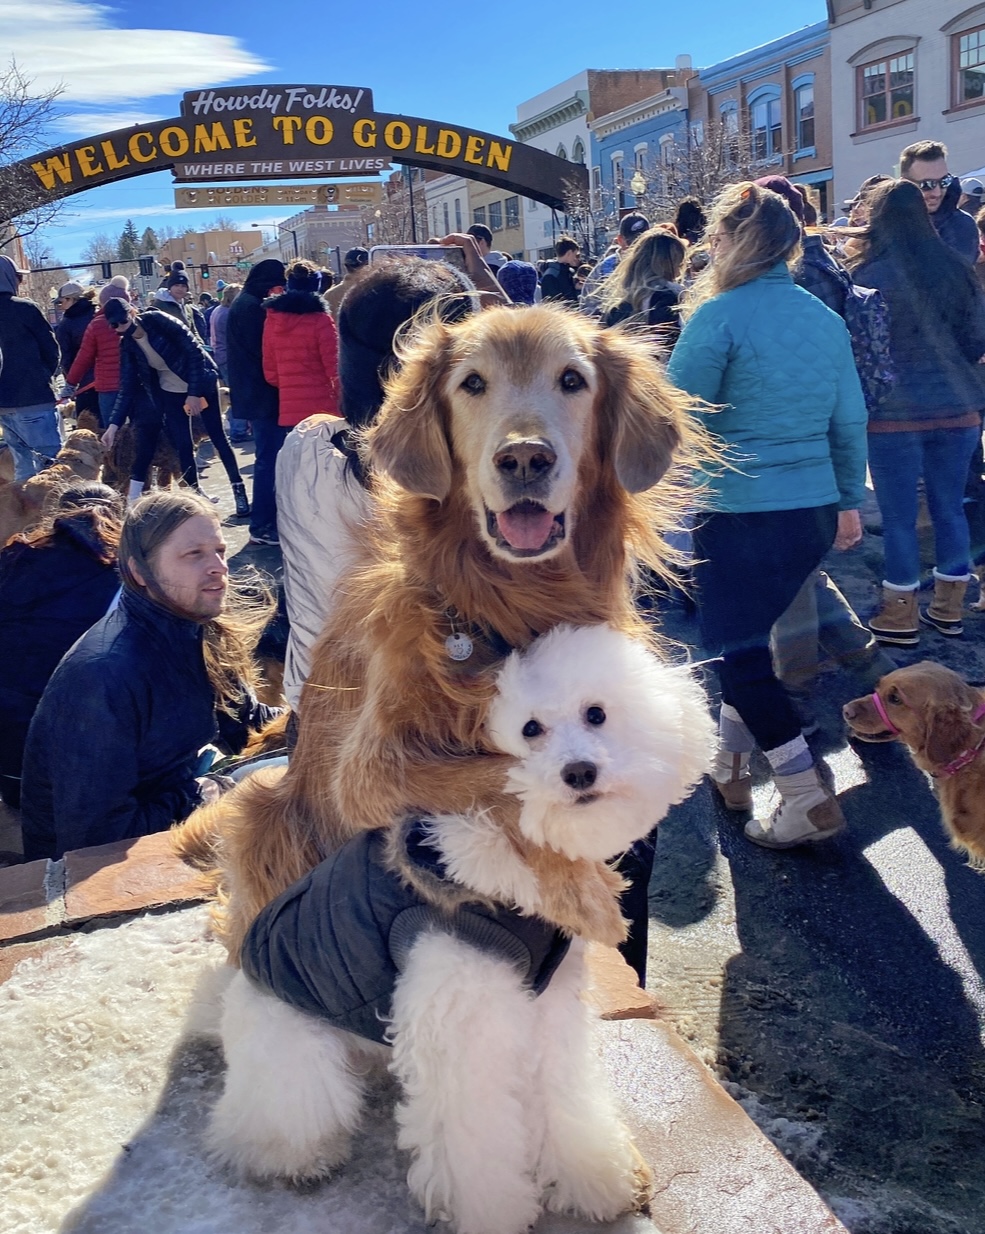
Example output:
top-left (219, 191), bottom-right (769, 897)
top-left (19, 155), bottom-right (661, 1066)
top-left (55, 428), bottom-right (105, 480)
top-left (175, 304), bottom-right (711, 959)
top-left (0, 433), bottom-right (105, 546)
top-left (844, 662), bottom-right (985, 864)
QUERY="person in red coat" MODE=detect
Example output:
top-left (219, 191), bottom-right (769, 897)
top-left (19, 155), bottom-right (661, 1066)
top-left (261, 260), bottom-right (340, 427)
top-left (67, 282), bottom-right (131, 427)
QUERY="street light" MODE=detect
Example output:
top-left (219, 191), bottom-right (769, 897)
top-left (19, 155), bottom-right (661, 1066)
top-left (630, 169), bottom-right (647, 207)
top-left (251, 220), bottom-right (299, 259)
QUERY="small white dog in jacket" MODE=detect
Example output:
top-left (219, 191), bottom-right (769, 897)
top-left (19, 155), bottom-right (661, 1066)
top-left (208, 623), bottom-right (714, 1234)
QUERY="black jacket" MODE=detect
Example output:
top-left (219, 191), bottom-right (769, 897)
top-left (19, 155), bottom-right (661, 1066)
top-left (795, 235), bottom-right (850, 317)
top-left (226, 260), bottom-right (286, 422)
top-left (241, 826), bottom-right (570, 1044)
top-left (602, 282), bottom-right (683, 347)
top-left (540, 260), bottom-right (579, 304)
top-left (55, 298), bottom-right (96, 381)
top-left (21, 587), bottom-right (274, 861)
top-left (933, 180), bottom-right (981, 268)
top-left (152, 292), bottom-right (208, 343)
top-left (0, 293), bottom-right (59, 408)
top-left (110, 310), bottom-right (218, 427)
top-left (852, 255), bottom-right (985, 421)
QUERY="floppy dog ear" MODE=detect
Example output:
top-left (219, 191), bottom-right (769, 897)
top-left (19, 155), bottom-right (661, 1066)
top-left (367, 326), bottom-right (453, 501)
top-left (592, 328), bottom-right (683, 493)
top-left (923, 680), bottom-right (981, 765)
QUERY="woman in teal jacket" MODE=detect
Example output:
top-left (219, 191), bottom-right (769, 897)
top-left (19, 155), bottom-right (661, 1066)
top-left (668, 182), bottom-right (867, 850)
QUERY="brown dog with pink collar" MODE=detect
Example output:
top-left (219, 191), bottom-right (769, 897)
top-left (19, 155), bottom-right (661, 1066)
top-left (843, 662), bottom-right (985, 867)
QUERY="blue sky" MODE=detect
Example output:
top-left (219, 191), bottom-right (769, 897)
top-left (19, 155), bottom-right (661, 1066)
top-left (3, 0), bottom-right (825, 263)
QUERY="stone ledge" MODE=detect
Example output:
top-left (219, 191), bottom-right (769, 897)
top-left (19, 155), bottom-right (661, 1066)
top-left (0, 830), bottom-right (208, 946)
top-left (585, 940), bottom-right (657, 1020)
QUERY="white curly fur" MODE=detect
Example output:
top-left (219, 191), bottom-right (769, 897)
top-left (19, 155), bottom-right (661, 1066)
top-left (209, 624), bottom-right (714, 1234)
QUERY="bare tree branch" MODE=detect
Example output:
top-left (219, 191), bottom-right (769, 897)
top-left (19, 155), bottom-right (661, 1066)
top-left (0, 59), bottom-right (66, 244)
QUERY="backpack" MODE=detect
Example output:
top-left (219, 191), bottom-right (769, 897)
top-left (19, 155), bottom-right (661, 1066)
top-left (801, 246), bottom-right (895, 413)
top-left (840, 280), bottom-right (895, 415)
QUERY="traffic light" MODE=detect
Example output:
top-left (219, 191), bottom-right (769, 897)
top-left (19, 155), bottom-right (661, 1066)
top-left (100, 261), bottom-right (112, 279)
top-left (138, 256), bottom-right (154, 277)
top-left (200, 263), bottom-right (210, 281)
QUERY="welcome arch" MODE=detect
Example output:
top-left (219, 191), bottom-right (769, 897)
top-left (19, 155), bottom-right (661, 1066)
top-left (2, 84), bottom-right (587, 219)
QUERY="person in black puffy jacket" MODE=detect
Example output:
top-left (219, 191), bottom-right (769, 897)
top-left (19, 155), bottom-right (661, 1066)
top-left (20, 490), bottom-right (278, 861)
top-left (600, 229), bottom-right (686, 352)
top-left (0, 482), bottom-right (123, 814)
top-left (0, 254), bottom-right (61, 480)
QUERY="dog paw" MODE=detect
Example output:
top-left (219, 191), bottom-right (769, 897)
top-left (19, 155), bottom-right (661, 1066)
top-left (542, 1128), bottom-right (652, 1223)
top-left (207, 1121), bottom-right (352, 1184)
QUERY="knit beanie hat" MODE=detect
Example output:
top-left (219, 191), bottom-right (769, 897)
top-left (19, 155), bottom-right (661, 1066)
top-left (754, 176), bottom-right (805, 228)
top-left (497, 260), bottom-right (538, 305)
top-left (99, 282), bottom-right (129, 306)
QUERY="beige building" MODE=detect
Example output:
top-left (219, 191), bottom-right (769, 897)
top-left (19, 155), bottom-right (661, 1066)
top-left (829, 0), bottom-right (985, 209)
top-left (468, 180), bottom-right (524, 257)
top-left (158, 230), bottom-right (264, 289)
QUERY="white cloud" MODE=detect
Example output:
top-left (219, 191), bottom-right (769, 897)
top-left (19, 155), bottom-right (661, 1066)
top-left (0, 1), bottom-right (272, 104)
top-left (54, 110), bottom-right (161, 135)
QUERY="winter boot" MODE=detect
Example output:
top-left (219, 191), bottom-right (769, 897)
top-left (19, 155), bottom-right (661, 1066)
top-left (868, 585), bottom-right (919, 647)
top-left (193, 486), bottom-right (220, 505)
top-left (920, 573), bottom-right (970, 638)
top-left (744, 766), bottom-right (846, 849)
top-left (711, 750), bottom-right (753, 812)
top-left (232, 481), bottom-right (250, 519)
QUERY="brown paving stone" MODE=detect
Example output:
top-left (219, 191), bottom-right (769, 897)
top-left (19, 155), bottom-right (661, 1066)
top-left (0, 859), bottom-right (52, 944)
top-left (585, 941), bottom-right (657, 1020)
top-left (63, 831), bottom-right (209, 924)
top-left (604, 1018), bottom-right (847, 1234)
top-left (0, 935), bottom-right (73, 986)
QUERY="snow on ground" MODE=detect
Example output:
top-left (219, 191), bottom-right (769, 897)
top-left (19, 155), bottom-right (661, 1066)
top-left (0, 907), bottom-right (654, 1234)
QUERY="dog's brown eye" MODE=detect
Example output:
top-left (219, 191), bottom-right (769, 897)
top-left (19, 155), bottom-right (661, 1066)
top-left (461, 372), bottom-right (486, 395)
top-left (522, 719), bottom-right (543, 739)
top-left (887, 691), bottom-right (902, 706)
top-left (560, 368), bottom-right (586, 392)
top-left (585, 706), bottom-right (606, 726)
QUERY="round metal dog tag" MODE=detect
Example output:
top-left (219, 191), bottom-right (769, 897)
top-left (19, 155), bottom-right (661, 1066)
top-left (445, 632), bottom-right (474, 662)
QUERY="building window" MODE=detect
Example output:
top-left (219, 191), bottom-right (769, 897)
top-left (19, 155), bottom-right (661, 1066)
top-left (556, 143), bottom-right (567, 160)
top-left (659, 134), bottom-right (674, 167)
top-left (473, 206), bottom-right (486, 226)
top-left (748, 86), bottom-right (782, 160)
top-left (488, 200), bottom-right (503, 231)
top-left (505, 196), bottom-right (519, 228)
top-left (720, 100), bottom-right (738, 134)
top-left (634, 144), bottom-right (647, 170)
top-left (690, 120), bottom-right (704, 147)
top-left (794, 83), bottom-right (815, 151)
top-left (454, 197), bottom-right (462, 230)
top-left (857, 51), bottom-right (914, 129)
top-left (572, 138), bottom-right (586, 164)
top-left (955, 25), bottom-right (985, 105)
top-left (612, 156), bottom-right (624, 184)
top-left (443, 201), bottom-right (449, 232)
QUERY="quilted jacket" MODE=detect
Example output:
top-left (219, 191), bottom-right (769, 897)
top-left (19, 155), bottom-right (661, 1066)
top-left (109, 310), bottom-right (218, 427)
top-left (240, 826), bottom-right (570, 1045)
top-left (850, 256), bottom-right (985, 423)
top-left (262, 290), bottom-right (340, 426)
top-left (667, 263), bottom-right (867, 514)
top-left (67, 312), bottom-right (122, 393)
top-left (55, 297), bottom-right (95, 382)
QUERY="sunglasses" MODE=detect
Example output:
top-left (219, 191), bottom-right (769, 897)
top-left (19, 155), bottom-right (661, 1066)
top-left (914, 175), bottom-right (953, 192)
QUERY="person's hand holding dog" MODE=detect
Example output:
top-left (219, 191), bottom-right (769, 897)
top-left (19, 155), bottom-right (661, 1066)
top-left (184, 395), bottom-right (206, 417)
top-left (100, 423), bottom-right (118, 450)
top-left (834, 509), bottom-right (862, 551)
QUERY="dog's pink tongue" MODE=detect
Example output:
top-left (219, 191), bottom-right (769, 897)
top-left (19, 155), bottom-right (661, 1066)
top-left (496, 507), bottom-right (555, 550)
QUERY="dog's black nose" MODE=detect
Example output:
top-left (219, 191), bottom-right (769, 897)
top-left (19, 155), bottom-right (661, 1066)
top-left (493, 438), bottom-right (557, 481)
top-left (562, 760), bottom-right (597, 791)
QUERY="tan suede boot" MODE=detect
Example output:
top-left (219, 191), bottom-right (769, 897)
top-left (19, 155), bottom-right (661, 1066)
top-left (920, 575), bottom-right (969, 638)
top-left (744, 767), bottom-right (846, 849)
top-left (711, 750), bottom-right (753, 812)
top-left (868, 586), bottom-right (919, 647)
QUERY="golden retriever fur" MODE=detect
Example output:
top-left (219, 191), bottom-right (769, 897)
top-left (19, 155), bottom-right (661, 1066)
top-left (0, 431), bottom-right (105, 546)
top-left (844, 662), bottom-right (985, 864)
top-left (175, 305), bottom-right (712, 958)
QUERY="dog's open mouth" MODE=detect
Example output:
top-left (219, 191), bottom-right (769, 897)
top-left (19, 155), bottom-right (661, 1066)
top-left (486, 501), bottom-right (566, 557)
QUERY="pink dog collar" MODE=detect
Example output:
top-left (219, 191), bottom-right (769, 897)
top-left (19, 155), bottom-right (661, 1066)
top-left (871, 692), bottom-right (985, 777)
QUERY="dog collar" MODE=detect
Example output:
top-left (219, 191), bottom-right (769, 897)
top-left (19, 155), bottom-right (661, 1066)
top-left (871, 692), bottom-right (985, 777)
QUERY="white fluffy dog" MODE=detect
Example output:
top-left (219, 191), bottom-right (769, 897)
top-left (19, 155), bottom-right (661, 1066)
top-left (209, 624), bottom-right (714, 1234)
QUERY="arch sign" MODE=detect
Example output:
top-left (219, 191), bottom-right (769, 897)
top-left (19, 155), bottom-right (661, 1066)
top-left (5, 84), bottom-right (586, 217)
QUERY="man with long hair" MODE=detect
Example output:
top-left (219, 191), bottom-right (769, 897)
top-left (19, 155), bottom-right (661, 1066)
top-left (20, 491), bottom-right (277, 861)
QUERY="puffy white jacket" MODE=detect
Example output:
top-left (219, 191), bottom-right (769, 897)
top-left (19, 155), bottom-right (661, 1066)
top-left (275, 415), bottom-right (370, 708)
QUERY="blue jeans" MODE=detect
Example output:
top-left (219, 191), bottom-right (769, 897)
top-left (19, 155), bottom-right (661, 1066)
top-left (250, 419), bottom-right (288, 538)
top-left (0, 403), bottom-right (61, 480)
top-left (867, 427), bottom-right (980, 585)
top-left (97, 391), bottom-right (118, 428)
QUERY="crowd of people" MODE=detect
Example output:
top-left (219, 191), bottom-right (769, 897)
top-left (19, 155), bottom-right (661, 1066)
top-left (1, 135), bottom-right (984, 885)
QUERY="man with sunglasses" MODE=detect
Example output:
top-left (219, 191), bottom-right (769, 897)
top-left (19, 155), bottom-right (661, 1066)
top-left (900, 140), bottom-right (980, 267)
